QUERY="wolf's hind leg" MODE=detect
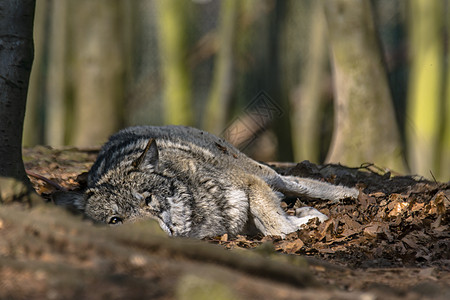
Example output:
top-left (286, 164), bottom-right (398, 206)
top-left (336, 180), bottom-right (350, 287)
top-left (245, 177), bottom-right (328, 237)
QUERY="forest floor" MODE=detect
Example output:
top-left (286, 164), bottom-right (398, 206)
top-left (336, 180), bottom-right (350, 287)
top-left (1, 146), bottom-right (448, 299)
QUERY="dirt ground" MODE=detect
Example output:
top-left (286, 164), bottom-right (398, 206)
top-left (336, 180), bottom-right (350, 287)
top-left (6, 146), bottom-right (449, 299)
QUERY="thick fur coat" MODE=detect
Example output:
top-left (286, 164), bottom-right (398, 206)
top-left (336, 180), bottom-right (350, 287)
top-left (76, 126), bottom-right (358, 238)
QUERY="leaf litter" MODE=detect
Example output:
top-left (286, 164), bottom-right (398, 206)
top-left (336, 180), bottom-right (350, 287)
top-left (24, 149), bottom-right (450, 298)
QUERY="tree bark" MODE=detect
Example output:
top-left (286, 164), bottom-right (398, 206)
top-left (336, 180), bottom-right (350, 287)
top-left (70, 0), bottom-right (125, 147)
top-left (204, 0), bottom-right (238, 135)
top-left (290, 0), bottom-right (329, 164)
top-left (23, 0), bottom-right (48, 146)
top-left (44, 0), bottom-right (69, 146)
top-left (0, 0), bottom-right (38, 202)
top-left (407, 0), bottom-right (444, 179)
top-left (156, 0), bottom-right (194, 126)
top-left (324, 0), bottom-right (407, 173)
top-left (441, 4), bottom-right (450, 180)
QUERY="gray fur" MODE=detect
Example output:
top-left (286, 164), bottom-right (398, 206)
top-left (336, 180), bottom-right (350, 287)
top-left (78, 125), bottom-right (359, 238)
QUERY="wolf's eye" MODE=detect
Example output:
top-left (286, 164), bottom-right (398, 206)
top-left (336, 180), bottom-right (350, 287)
top-left (108, 216), bottom-right (123, 225)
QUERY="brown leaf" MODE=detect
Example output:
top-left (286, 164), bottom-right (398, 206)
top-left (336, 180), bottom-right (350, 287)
top-left (276, 239), bottom-right (304, 254)
top-left (388, 201), bottom-right (409, 217)
top-left (341, 215), bottom-right (362, 232)
top-left (369, 192), bottom-right (386, 198)
top-left (410, 202), bottom-right (424, 212)
top-left (363, 222), bottom-right (385, 238)
top-left (220, 233), bottom-right (228, 242)
top-left (401, 236), bottom-right (419, 249)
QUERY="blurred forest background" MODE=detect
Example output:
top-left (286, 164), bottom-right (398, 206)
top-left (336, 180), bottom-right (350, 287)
top-left (23, 0), bottom-right (450, 181)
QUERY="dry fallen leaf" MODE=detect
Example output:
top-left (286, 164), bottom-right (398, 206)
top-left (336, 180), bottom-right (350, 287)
top-left (276, 239), bottom-right (304, 254)
top-left (363, 222), bottom-right (384, 238)
top-left (388, 201), bottom-right (409, 217)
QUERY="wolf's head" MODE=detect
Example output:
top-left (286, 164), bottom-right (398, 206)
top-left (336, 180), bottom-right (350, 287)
top-left (68, 139), bottom-right (183, 233)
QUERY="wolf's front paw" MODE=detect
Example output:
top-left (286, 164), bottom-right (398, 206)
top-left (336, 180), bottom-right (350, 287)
top-left (286, 207), bottom-right (328, 231)
top-left (295, 207), bottom-right (328, 222)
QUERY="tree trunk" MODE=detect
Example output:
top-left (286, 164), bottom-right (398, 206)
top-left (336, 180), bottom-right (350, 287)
top-left (407, 0), bottom-right (444, 179)
top-left (203, 0), bottom-right (238, 135)
top-left (324, 0), bottom-right (407, 173)
top-left (156, 0), bottom-right (194, 126)
top-left (23, 0), bottom-right (48, 146)
top-left (441, 4), bottom-right (450, 180)
top-left (0, 0), bottom-right (40, 203)
top-left (290, 0), bottom-right (329, 164)
top-left (70, 0), bottom-right (125, 147)
top-left (44, 0), bottom-right (69, 146)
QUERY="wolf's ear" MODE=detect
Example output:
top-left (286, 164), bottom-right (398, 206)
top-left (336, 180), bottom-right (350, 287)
top-left (132, 138), bottom-right (159, 170)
